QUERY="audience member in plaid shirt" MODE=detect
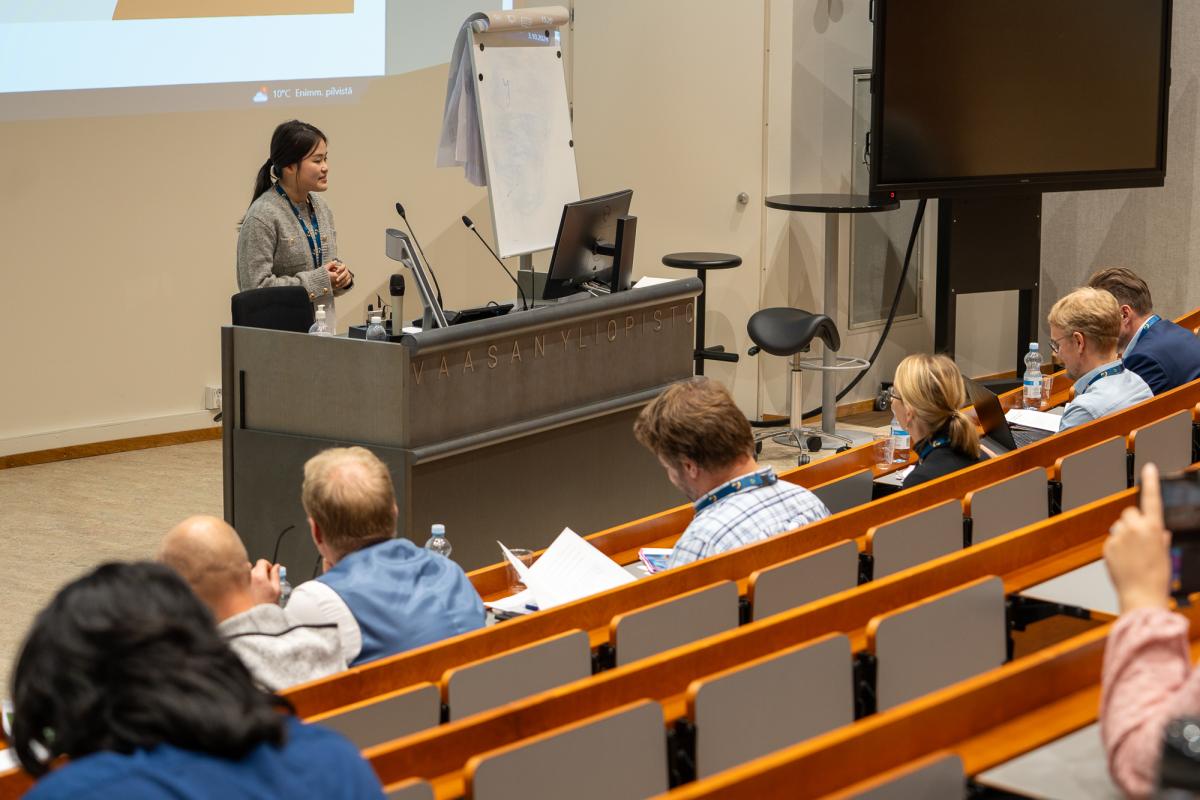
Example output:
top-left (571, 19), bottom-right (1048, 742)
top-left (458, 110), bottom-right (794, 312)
top-left (634, 377), bottom-right (830, 569)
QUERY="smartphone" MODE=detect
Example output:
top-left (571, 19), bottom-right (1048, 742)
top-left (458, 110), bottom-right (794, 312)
top-left (1160, 472), bottom-right (1200, 599)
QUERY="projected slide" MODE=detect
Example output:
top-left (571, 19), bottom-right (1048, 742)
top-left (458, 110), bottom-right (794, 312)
top-left (113, 1), bottom-right (354, 20)
top-left (0, 0), bottom-right (384, 93)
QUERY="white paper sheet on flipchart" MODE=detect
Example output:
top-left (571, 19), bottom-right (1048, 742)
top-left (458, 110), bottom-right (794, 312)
top-left (1005, 408), bottom-right (1063, 432)
top-left (518, 528), bottom-right (636, 609)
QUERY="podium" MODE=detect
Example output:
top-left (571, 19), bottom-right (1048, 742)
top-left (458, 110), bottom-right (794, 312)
top-left (222, 279), bottom-right (701, 573)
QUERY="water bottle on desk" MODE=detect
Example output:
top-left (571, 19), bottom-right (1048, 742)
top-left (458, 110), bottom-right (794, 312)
top-left (890, 415), bottom-right (910, 462)
top-left (424, 523), bottom-right (453, 558)
top-left (308, 304), bottom-right (332, 337)
top-left (1023, 342), bottom-right (1043, 409)
top-left (278, 565), bottom-right (292, 608)
top-left (365, 311), bottom-right (387, 341)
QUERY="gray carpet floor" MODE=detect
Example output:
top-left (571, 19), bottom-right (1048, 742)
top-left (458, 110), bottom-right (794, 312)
top-left (0, 440), bottom-right (223, 689)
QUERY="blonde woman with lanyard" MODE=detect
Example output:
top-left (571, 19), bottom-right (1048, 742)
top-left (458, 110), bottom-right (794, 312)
top-left (889, 353), bottom-right (986, 489)
top-left (237, 120), bottom-right (353, 329)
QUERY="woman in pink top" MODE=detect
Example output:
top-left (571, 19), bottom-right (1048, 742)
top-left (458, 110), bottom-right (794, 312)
top-left (1102, 463), bottom-right (1197, 797)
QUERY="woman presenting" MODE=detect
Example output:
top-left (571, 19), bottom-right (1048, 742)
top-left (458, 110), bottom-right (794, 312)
top-left (237, 120), bottom-right (353, 328)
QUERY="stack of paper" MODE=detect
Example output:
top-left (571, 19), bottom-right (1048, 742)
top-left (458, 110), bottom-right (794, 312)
top-left (1005, 407), bottom-right (1062, 432)
top-left (488, 528), bottom-right (636, 614)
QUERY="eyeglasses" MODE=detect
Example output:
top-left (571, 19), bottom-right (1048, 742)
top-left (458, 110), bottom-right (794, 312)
top-left (887, 388), bottom-right (903, 404)
top-left (1049, 333), bottom-right (1076, 355)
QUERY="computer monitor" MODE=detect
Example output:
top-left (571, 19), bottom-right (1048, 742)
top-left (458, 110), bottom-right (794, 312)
top-left (543, 189), bottom-right (635, 300)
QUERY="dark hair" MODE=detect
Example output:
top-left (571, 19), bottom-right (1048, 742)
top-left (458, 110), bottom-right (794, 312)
top-left (8, 562), bottom-right (290, 777)
top-left (633, 377), bottom-right (754, 470)
top-left (1087, 267), bottom-right (1154, 316)
top-left (250, 119), bottom-right (328, 205)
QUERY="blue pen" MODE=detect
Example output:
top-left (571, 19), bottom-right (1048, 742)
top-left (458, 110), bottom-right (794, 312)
top-left (525, 603), bottom-right (539, 612)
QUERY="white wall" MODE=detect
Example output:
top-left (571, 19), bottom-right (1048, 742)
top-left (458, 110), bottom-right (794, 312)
top-left (2, 64), bottom-right (507, 455)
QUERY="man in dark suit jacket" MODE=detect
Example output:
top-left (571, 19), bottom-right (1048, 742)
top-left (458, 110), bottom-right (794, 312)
top-left (1088, 268), bottom-right (1200, 395)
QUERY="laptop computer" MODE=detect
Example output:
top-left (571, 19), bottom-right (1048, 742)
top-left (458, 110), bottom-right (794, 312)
top-left (963, 377), bottom-right (1056, 452)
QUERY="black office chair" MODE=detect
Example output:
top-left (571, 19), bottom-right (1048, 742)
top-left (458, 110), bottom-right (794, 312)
top-left (230, 286), bottom-right (314, 333)
top-left (747, 307), bottom-right (856, 460)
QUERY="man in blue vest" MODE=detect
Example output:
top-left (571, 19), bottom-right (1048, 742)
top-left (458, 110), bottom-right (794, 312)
top-left (1088, 267), bottom-right (1200, 395)
top-left (285, 446), bottom-right (484, 667)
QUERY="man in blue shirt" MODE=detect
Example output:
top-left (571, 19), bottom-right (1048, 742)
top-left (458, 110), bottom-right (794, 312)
top-left (633, 377), bottom-right (830, 568)
top-left (286, 446), bottom-right (484, 666)
top-left (1050, 287), bottom-right (1153, 432)
top-left (1087, 267), bottom-right (1200, 395)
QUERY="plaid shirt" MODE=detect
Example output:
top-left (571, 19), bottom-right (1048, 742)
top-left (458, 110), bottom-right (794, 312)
top-left (667, 467), bottom-right (831, 569)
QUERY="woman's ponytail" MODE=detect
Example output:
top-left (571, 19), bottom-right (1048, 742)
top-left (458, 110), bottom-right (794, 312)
top-left (250, 158), bottom-right (274, 206)
top-left (948, 410), bottom-right (981, 459)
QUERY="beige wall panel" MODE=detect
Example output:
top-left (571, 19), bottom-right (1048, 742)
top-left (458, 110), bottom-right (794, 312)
top-left (3, 65), bottom-right (509, 444)
top-left (571, 0), bottom-right (767, 413)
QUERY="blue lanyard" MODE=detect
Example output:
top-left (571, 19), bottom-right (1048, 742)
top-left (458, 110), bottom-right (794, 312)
top-left (916, 435), bottom-right (950, 461)
top-left (694, 469), bottom-right (777, 513)
top-left (1124, 314), bottom-right (1161, 357)
top-left (274, 184), bottom-right (323, 270)
top-left (1086, 363), bottom-right (1125, 389)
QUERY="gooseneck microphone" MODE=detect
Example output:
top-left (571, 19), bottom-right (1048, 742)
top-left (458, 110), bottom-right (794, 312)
top-left (394, 202), bottom-right (444, 306)
top-left (462, 215), bottom-right (529, 311)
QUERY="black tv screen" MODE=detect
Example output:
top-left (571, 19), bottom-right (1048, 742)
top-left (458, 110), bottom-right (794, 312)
top-left (869, 0), bottom-right (1172, 199)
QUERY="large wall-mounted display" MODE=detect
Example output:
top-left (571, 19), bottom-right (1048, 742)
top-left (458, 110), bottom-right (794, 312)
top-left (869, 0), bottom-right (1172, 199)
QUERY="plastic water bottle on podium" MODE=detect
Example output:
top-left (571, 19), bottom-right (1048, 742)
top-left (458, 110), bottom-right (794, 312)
top-left (365, 311), bottom-right (387, 341)
top-left (424, 523), bottom-right (453, 558)
top-left (278, 566), bottom-right (292, 608)
top-left (308, 304), bottom-right (332, 337)
top-left (1023, 342), bottom-right (1043, 409)
top-left (890, 414), bottom-right (910, 462)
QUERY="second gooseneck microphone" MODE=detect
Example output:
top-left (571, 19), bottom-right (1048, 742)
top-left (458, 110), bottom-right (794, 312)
top-left (395, 202), bottom-right (444, 306)
top-left (462, 215), bottom-right (529, 311)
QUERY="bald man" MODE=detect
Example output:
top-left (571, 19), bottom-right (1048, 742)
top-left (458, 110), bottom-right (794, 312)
top-left (159, 515), bottom-right (346, 691)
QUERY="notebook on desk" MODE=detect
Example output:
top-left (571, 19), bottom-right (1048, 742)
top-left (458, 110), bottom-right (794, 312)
top-left (964, 377), bottom-right (1057, 453)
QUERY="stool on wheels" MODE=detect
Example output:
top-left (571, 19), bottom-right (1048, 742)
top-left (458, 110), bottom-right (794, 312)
top-left (747, 307), bottom-right (869, 462)
top-left (661, 251), bottom-right (742, 375)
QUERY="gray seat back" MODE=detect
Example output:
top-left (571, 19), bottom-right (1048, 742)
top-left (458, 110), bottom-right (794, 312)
top-left (749, 540), bottom-right (859, 621)
top-left (690, 633), bottom-right (854, 779)
top-left (866, 499), bottom-right (963, 579)
top-left (964, 468), bottom-right (1049, 545)
top-left (1131, 409), bottom-right (1193, 480)
top-left (810, 469), bottom-right (874, 515)
top-left (445, 630), bottom-right (591, 721)
top-left (313, 682), bottom-right (441, 750)
top-left (870, 576), bottom-right (1007, 712)
top-left (1057, 436), bottom-right (1128, 512)
top-left (612, 581), bottom-right (740, 666)
top-left (467, 700), bottom-right (667, 800)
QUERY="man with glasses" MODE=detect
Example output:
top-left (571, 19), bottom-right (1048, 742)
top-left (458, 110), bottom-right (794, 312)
top-left (1049, 287), bottom-right (1152, 431)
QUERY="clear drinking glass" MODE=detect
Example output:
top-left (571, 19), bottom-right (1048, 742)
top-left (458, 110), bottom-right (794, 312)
top-left (872, 434), bottom-right (894, 468)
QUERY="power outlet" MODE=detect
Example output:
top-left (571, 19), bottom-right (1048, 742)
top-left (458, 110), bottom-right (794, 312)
top-left (204, 385), bottom-right (222, 411)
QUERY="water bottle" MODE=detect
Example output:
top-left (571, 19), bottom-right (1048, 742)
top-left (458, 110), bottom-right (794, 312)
top-left (365, 311), bottom-right (387, 341)
top-left (278, 566), bottom-right (292, 608)
top-left (308, 304), bottom-right (332, 337)
top-left (890, 415), bottom-right (910, 462)
top-left (424, 523), bottom-right (453, 558)
top-left (1023, 342), bottom-right (1043, 409)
